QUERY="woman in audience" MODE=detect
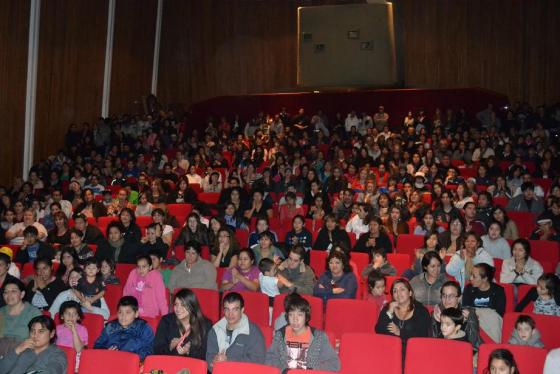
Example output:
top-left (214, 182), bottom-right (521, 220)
top-left (248, 216), bottom-right (278, 248)
top-left (483, 348), bottom-right (520, 374)
top-left (123, 254), bottom-right (168, 318)
top-left (433, 190), bottom-right (461, 225)
top-left (210, 227), bottom-right (239, 268)
top-left (446, 231), bottom-right (494, 290)
top-left (153, 288), bottom-right (212, 358)
top-left (306, 194), bottom-right (329, 222)
top-left (151, 208), bottom-right (174, 247)
top-left (410, 251), bottom-right (448, 306)
top-left (221, 248), bottom-right (260, 292)
top-left (384, 206), bottom-right (409, 243)
top-left (0, 278), bottom-right (42, 355)
top-left (55, 247), bottom-right (81, 284)
top-left (413, 210), bottom-right (445, 236)
top-left (375, 278), bottom-right (431, 352)
top-left (313, 250), bottom-right (357, 300)
top-left (285, 215), bottom-right (313, 257)
top-left (66, 228), bottom-right (94, 263)
top-left (96, 222), bottom-right (140, 264)
top-left (206, 216), bottom-right (225, 246)
top-left (353, 216), bottom-right (392, 255)
top-left (492, 206), bottom-right (519, 241)
top-left (244, 189), bottom-right (273, 219)
top-left (174, 213), bottom-right (209, 246)
top-left (0, 315), bottom-right (67, 374)
top-left (437, 216), bottom-right (465, 256)
top-left (119, 208), bottom-right (142, 244)
top-left (481, 221), bottom-right (511, 260)
top-left (47, 211), bottom-right (71, 246)
top-left (167, 176), bottom-right (198, 204)
top-left (222, 202), bottom-right (247, 230)
top-left (453, 182), bottom-right (474, 209)
top-left (252, 231), bottom-right (284, 264)
top-left (431, 280), bottom-right (482, 349)
top-left (313, 213), bottom-right (351, 251)
top-left (25, 258), bottom-right (68, 311)
top-left (500, 238), bottom-right (543, 285)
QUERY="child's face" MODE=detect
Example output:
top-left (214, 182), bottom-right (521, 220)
top-left (537, 280), bottom-right (551, 299)
top-left (371, 279), bottom-right (385, 297)
top-left (85, 263), bottom-right (98, 278)
top-left (100, 261), bottom-right (111, 276)
top-left (516, 322), bottom-right (533, 341)
top-left (137, 259), bottom-right (151, 276)
top-left (118, 305), bottom-right (138, 328)
top-left (147, 228), bottom-right (157, 242)
top-left (62, 307), bottom-right (80, 325)
top-left (149, 255), bottom-right (161, 270)
top-left (440, 316), bottom-right (460, 338)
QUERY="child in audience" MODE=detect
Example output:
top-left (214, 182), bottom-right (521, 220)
top-left (258, 258), bottom-right (281, 299)
top-left (100, 258), bottom-right (120, 285)
top-left (363, 270), bottom-right (387, 312)
top-left (77, 257), bottom-right (105, 308)
top-left (439, 307), bottom-right (470, 343)
top-left (361, 248), bottom-right (397, 277)
top-left (534, 273), bottom-right (560, 316)
top-left (56, 300), bottom-right (88, 353)
top-left (134, 193), bottom-right (153, 217)
top-left (123, 254), bottom-right (168, 318)
top-left (508, 314), bottom-right (544, 348)
top-left (141, 223), bottom-right (169, 260)
top-left (148, 249), bottom-right (172, 288)
top-left (94, 296), bottom-right (154, 360)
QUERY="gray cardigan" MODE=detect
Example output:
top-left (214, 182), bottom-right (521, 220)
top-left (0, 344), bottom-right (67, 374)
top-left (265, 326), bottom-right (340, 372)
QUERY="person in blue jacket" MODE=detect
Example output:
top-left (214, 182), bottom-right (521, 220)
top-left (313, 250), bottom-right (357, 300)
top-left (94, 296), bottom-right (154, 360)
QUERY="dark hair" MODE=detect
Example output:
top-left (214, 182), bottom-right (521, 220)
top-left (367, 270), bottom-right (386, 294)
top-left (514, 314), bottom-right (536, 329)
top-left (23, 225), bottom-right (39, 237)
top-left (68, 228), bottom-right (84, 240)
top-left (391, 278), bottom-right (416, 312)
top-left (118, 295), bottom-right (139, 312)
top-left (285, 295), bottom-right (311, 325)
top-left (421, 251), bottom-right (442, 272)
top-left (106, 221), bottom-right (125, 237)
top-left (146, 222), bottom-right (159, 231)
top-left (59, 300), bottom-right (84, 323)
top-left (520, 182), bottom-right (534, 192)
top-left (0, 252), bottom-right (11, 265)
top-left (537, 273), bottom-right (558, 297)
top-left (441, 307), bottom-right (464, 329)
top-left (326, 250), bottom-right (352, 273)
top-left (136, 254), bottom-right (152, 266)
top-left (185, 240), bottom-right (201, 254)
top-left (83, 257), bottom-right (99, 268)
top-left (33, 257), bottom-right (52, 270)
top-left (371, 247), bottom-right (388, 261)
top-left (56, 247), bottom-right (80, 279)
top-left (464, 231), bottom-right (482, 249)
top-left (223, 291), bottom-right (244, 309)
top-left (173, 289), bottom-right (208, 348)
top-left (28, 315), bottom-right (57, 344)
top-left (258, 230), bottom-right (275, 241)
top-left (288, 245), bottom-right (306, 260)
top-left (119, 208), bottom-right (136, 224)
top-left (474, 262), bottom-right (495, 282)
top-left (73, 213), bottom-right (87, 223)
top-left (258, 258), bottom-right (274, 274)
top-left (440, 281), bottom-right (462, 298)
top-left (100, 257), bottom-right (116, 274)
top-left (3, 277), bottom-right (26, 292)
top-left (511, 238), bottom-right (531, 260)
top-left (237, 248), bottom-right (255, 264)
top-left (477, 191), bottom-right (493, 205)
top-left (484, 349), bottom-right (520, 374)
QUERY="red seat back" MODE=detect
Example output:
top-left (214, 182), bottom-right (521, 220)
top-left (405, 338), bottom-right (473, 374)
top-left (166, 203), bottom-right (193, 218)
top-left (396, 234), bottom-right (424, 257)
top-left (78, 349), bottom-right (140, 374)
top-left (143, 315), bottom-right (161, 333)
top-left (516, 284), bottom-right (534, 312)
top-left (309, 250), bottom-right (328, 277)
top-left (213, 362), bottom-right (280, 374)
top-left (115, 263), bottom-right (136, 285)
top-left (104, 283), bottom-right (123, 317)
top-left (387, 253), bottom-right (411, 276)
top-left (506, 212), bottom-right (536, 238)
top-left (529, 240), bottom-right (559, 270)
top-left (82, 313), bottom-right (105, 344)
top-left (198, 192), bottom-right (220, 205)
top-left (325, 299), bottom-right (378, 340)
top-left (501, 312), bottom-right (560, 350)
top-left (189, 288), bottom-right (220, 323)
top-left (234, 228), bottom-right (249, 248)
top-left (143, 355), bottom-right (207, 374)
top-left (271, 293), bottom-right (324, 329)
top-left (340, 333), bottom-right (402, 374)
top-left (58, 346), bottom-right (76, 374)
top-left (351, 252), bottom-right (370, 276)
top-left (476, 343), bottom-right (547, 374)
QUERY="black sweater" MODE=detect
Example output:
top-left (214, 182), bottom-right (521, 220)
top-left (375, 301), bottom-right (431, 350)
top-left (462, 283), bottom-right (506, 317)
top-left (313, 228), bottom-right (350, 251)
top-left (153, 313), bottom-right (212, 359)
top-left (353, 232), bottom-right (393, 256)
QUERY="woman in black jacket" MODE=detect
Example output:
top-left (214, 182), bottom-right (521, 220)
top-left (95, 221), bottom-right (140, 264)
top-left (313, 214), bottom-right (350, 251)
top-left (353, 216), bottom-right (393, 256)
top-left (119, 208), bottom-right (142, 244)
top-left (153, 288), bottom-right (212, 359)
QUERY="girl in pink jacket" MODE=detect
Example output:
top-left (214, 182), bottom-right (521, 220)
top-left (123, 254), bottom-right (168, 317)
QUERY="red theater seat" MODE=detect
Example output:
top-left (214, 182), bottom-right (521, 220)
top-left (213, 362), bottom-right (280, 374)
top-left (501, 312), bottom-right (560, 349)
top-left (143, 356), bottom-right (207, 374)
top-left (167, 203), bottom-right (193, 218)
top-left (396, 234), bottom-right (424, 257)
top-left (339, 333), bottom-right (402, 374)
top-left (325, 299), bottom-right (378, 340)
top-left (387, 253), bottom-right (411, 276)
top-left (405, 338), bottom-right (473, 374)
top-left (78, 350), bottom-right (140, 374)
top-left (477, 344), bottom-right (547, 374)
top-left (59, 346), bottom-right (76, 374)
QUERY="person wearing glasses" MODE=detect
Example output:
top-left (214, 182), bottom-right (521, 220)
top-left (430, 280), bottom-right (482, 350)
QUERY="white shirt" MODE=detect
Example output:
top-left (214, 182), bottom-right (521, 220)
top-left (7, 222), bottom-right (48, 245)
top-left (345, 215), bottom-right (369, 239)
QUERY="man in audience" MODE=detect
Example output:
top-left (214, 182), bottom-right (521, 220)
top-left (276, 246), bottom-right (316, 295)
top-left (507, 182), bottom-right (545, 215)
top-left (73, 213), bottom-right (105, 245)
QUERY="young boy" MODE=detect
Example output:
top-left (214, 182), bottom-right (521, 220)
top-left (361, 248), bottom-right (397, 278)
top-left (148, 249), bottom-right (172, 288)
top-left (439, 307), bottom-right (470, 343)
top-left (508, 314), bottom-right (545, 348)
top-left (363, 270), bottom-right (387, 312)
top-left (77, 258), bottom-right (105, 308)
top-left (258, 258), bottom-right (281, 299)
top-left (94, 296), bottom-right (154, 360)
top-left (141, 223), bottom-right (169, 260)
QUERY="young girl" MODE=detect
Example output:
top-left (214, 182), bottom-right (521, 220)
top-left (77, 258), bottom-right (105, 308)
top-left (516, 273), bottom-right (560, 315)
top-left (123, 254), bottom-right (168, 318)
top-left (56, 300), bottom-right (88, 353)
top-left (363, 270), bottom-right (387, 312)
top-left (483, 348), bottom-right (520, 374)
top-left (134, 193), bottom-right (153, 217)
top-left (100, 258), bottom-right (120, 285)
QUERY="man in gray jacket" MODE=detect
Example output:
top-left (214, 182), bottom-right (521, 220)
top-left (206, 292), bottom-right (266, 371)
top-left (506, 182), bottom-right (545, 215)
top-left (277, 246), bottom-right (316, 295)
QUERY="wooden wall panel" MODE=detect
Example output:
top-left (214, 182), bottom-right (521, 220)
top-left (110, 0), bottom-right (158, 115)
top-left (34, 0), bottom-right (108, 162)
top-left (0, 0), bottom-right (30, 186)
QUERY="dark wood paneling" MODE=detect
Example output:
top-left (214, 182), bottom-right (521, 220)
top-left (110, 0), bottom-right (158, 115)
top-left (0, 0), bottom-right (30, 186)
top-left (35, 0), bottom-right (108, 162)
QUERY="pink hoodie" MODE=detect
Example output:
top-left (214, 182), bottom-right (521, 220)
top-left (123, 269), bottom-right (168, 318)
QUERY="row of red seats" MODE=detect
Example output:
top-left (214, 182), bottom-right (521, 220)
top-left (66, 335), bottom-right (550, 374)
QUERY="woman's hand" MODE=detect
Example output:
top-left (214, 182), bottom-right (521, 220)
top-left (387, 322), bottom-right (401, 336)
top-left (177, 341), bottom-right (191, 356)
top-left (169, 338), bottom-right (180, 351)
top-left (388, 301), bottom-right (398, 314)
top-left (515, 261), bottom-right (525, 274)
top-left (433, 304), bottom-right (442, 322)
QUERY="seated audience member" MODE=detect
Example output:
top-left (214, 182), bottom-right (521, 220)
top-left (437, 216), bottom-right (465, 256)
top-left (123, 254), bottom-right (168, 318)
top-left (47, 211), bottom-right (71, 246)
top-left (0, 252), bottom-right (21, 308)
top-left (107, 188), bottom-right (136, 216)
top-left (363, 270), bottom-right (388, 312)
top-left (96, 222), bottom-right (140, 264)
top-left (49, 268), bottom-right (110, 320)
top-left (437, 307), bottom-right (471, 345)
top-left (74, 188), bottom-right (107, 219)
top-left (362, 248), bottom-right (397, 277)
top-left (266, 295), bottom-right (340, 372)
top-left (405, 233), bottom-right (446, 279)
top-left (94, 296), bottom-right (154, 360)
top-left (0, 279), bottom-right (42, 355)
top-left (413, 211), bottom-right (445, 236)
top-left (284, 215), bottom-right (313, 256)
top-left (492, 206), bottom-right (520, 241)
top-left (462, 202), bottom-right (487, 237)
top-left (515, 273), bottom-right (560, 316)
top-left (248, 216), bottom-right (278, 248)
top-left (530, 218), bottom-right (560, 242)
top-left (168, 241), bottom-right (217, 291)
top-left (0, 315), bottom-right (67, 374)
top-left (484, 348), bottom-right (520, 374)
top-left (174, 213), bottom-right (209, 247)
top-left (279, 192), bottom-right (305, 223)
top-left (55, 300), bottom-right (88, 353)
top-left (544, 347), bottom-right (560, 374)
top-left (446, 231), bottom-right (494, 290)
top-left (206, 292), bottom-right (266, 371)
top-left (77, 258), bottom-right (104, 308)
top-left (313, 250), bottom-right (357, 300)
top-left (25, 258), bottom-right (68, 311)
top-left (73, 213), bottom-right (105, 246)
top-left (276, 246), bottom-right (316, 295)
top-left (210, 228), bottom-right (240, 268)
top-left (15, 226), bottom-right (55, 264)
top-left (375, 278), bottom-right (431, 352)
top-left (151, 208), bottom-right (174, 247)
top-left (481, 221), bottom-right (511, 260)
top-left (153, 288), bottom-right (212, 358)
top-left (431, 281), bottom-right (482, 350)
top-left (410, 251), bottom-right (448, 306)
top-left (313, 213), bottom-right (351, 251)
top-left (345, 202), bottom-right (370, 238)
top-left (221, 248), bottom-right (260, 292)
top-left (141, 223), bottom-right (169, 259)
top-left (66, 228), bottom-right (94, 264)
top-left (506, 182), bottom-right (545, 215)
top-left (5, 209), bottom-right (48, 245)
top-left (119, 208), bottom-right (142, 244)
top-left (353, 216), bottom-right (392, 255)
top-left (55, 247), bottom-right (80, 284)
top-left (252, 231), bottom-right (284, 264)
top-left (258, 258), bottom-right (282, 299)
top-left (148, 249), bottom-right (171, 287)
top-left (244, 189), bottom-right (273, 220)
top-left (100, 257), bottom-right (120, 285)
top-left (500, 238), bottom-right (543, 285)
top-left (507, 314), bottom-right (544, 348)
top-left (134, 192), bottom-right (153, 217)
